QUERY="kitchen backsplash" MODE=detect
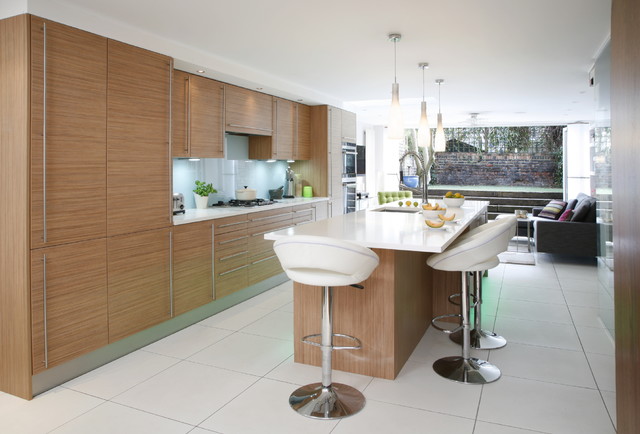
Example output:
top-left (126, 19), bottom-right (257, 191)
top-left (173, 135), bottom-right (289, 208)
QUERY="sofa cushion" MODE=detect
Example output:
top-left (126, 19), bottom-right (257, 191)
top-left (538, 200), bottom-right (567, 220)
top-left (566, 198), bottom-right (579, 210)
top-left (571, 195), bottom-right (597, 222)
top-left (558, 209), bottom-right (574, 221)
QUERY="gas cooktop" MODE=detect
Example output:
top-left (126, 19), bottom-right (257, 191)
top-left (211, 199), bottom-right (278, 208)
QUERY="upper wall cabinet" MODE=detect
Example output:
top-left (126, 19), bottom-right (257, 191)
top-left (107, 40), bottom-right (172, 237)
top-left (30, 17), bottom-right (108, 249)
top-left (294, 102), bottom-right (311, 160)
top-left (224, 84), bottom-right (273, 136)
top-left (341, 109), bottom-right (356, 143)
top-left (172, 71), bottom-right (224, 158)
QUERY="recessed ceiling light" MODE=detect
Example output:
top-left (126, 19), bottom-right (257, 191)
top-left (297, 99), bottom-right (303, 102)
top-left (196, 69), bottom-right (205, 73)
top-left (256, 87), bottom-right (263, 90)
top-left (188, 158), bottom-right (201, 162)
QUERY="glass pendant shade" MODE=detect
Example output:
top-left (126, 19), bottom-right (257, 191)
top-left (417, 101), bottom-right (431, 148)
top-left (434, 112), bottom-right (446, 152)
top-left (388, 82), bottom-right (404, 139)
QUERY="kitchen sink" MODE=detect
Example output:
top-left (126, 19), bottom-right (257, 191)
top-left (370, 206), bottom-right (421, 213)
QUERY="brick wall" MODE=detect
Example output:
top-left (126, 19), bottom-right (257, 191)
top-left (432, 152), bottom-right (559, 187)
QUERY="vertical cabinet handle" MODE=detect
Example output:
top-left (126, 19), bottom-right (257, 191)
top-left (220, 86), bottom-right (225, 155)
top-left (185, 76), bottom-right (190, 153)
top-left (42, 22), bottom-right (48, 243)
top-left (169, 231), bottom-right (174, 317)
top-left (168, 65), bottom-right (173, 223)
top-left (211, 224), bottom-right (216, 299)
top-left (42, 254), bottom-right (48, 368)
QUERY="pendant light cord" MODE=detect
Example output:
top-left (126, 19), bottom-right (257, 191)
top-left (394, 39), bottom-right (397, 84)
top-left (438, 81), bottom-right (442, 113)
top-left (422, 67), bottom-right (425, 102)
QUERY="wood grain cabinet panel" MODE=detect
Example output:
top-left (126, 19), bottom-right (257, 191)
top-left (107, 228), bottom-right (171, 342)
top-left (275, 98), bottom-right (294, 160)
top-left (294, 103), bottom-right (311, 160)
top-left (224, 84), bottom-right (273, 136)
top-left (30, 17), bottom-right (107, 248)
top-left (107, 40), bottom-right (172, 237)
top-left (31, 239), bottom-right (108, 374)
top-left (213, 215), bottom-right (249, 299)
top-left (172, 71), bottom-right (224, 158)
top-left (172, 222), bottom-right (213, 316)
top-left (341, 109), bottom-right (357, 143)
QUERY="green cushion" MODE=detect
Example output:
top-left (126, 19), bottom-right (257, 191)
top-left (377, 191), bottom-right (413, 205)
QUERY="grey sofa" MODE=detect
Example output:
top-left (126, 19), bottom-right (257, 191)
top-left (532, 193), bottom-right (598, 257)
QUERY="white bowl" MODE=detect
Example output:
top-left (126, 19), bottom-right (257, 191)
top-left (423, 209), bottom-right (446, 219)
top-left (443, 197), bottom-right (465, 208)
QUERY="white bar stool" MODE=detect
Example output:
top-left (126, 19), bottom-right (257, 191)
top-left (273, 235), bottom-right (379, 419)
top-left (427, 215), bottom-right (516, 384)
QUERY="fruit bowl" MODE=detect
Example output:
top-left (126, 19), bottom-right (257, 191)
top-left (443, 197), bottom-right (465, 208)
top-left (403, 175), bottom-right (419, 188)
top-left (423, 209), bottom-right (446, 219)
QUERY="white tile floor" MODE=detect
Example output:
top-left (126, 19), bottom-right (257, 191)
top-left (0, 253), bottom-right (617, 434)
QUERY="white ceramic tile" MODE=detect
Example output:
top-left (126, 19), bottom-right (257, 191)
top-left (577, 327), bottom-right (615, 356)
top-left (238, 287), bottom-right (293, 311)
top-left (143, 325), bottom-right (233, 359)
top-left (332, 399), bottom-right (475, 434)
top-left (601, 390), bottom-right (617, 428)
top-left (265, 355), bottom-right (373, 392)
top-left (478, 376), bottom-right (615, 434)
top-left (0, 387), bottom-right (103, 434)
top-left (198, 303), bottom-right (273, 331)
top-left (493, 317), bottom-right (582, 350)
top-left (563, 290), bottom-right (600, 307)
top-left (501, 274), bottom-right (561, 290)
top-left (188, 332), bottom-right (293, 376)
top-left (503, 263), bottom-right (559, 280)
top-left (63, 350), bottom-right (179, 399)
top-left (478, 296), bottom-right (499, 317)
top-left (554, 263), bottom-right (599, 281)
top-left (568, 305), bottom-right (607, 328)
top-left (496, 299), bottom-right (573, 324)
top-left (499, 285), bottom-right (566, 304)
top-left (408, 325), bottom-right (489, 363)
top-left (364, 360), bottom-right (482, 419)
top-left (559, 277), bottom-right (600, 293)
top-left (200, 378), bottom-right (338, 434)
top-left (51, 401), bottom-right (193, 433)
top-left (488, 342), bottom-right (596, 388)
top-left (586, 352), bottom-right (616, 392)
top-left (112, 360), bottom-right (257, 425)
top-left (278, 301), bottom-right (294, 313)
top-left (240, 309), bottom-right (294, 341)
top-left (473, 421), bottom-right (547, 434)
top-left (189, 428), bottom-right (220, 434)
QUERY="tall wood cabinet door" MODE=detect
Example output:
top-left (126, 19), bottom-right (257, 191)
top-left (329, 107), bottom-right (344, 216)
top-left (341, 109), bottom-right (357, 143)
top-left (190, 75), bottom-right (225, 158)
top-left (275, 98), bottom-right (294, 160)
top-left (171, 70), bottom-right (189, 158)
top-left (225, 84), bottom-right (273, 136)
top-left (294, 103), bottom-right (311, 160)
top-left (107, 40), bottom-right (172, 237)
top-left (173, 222), bottom-right (213, 316)
top-left (31, 238), bottom-right (108, 374)
top-left (30, 17), bottom-right (107, 249)
top-left (107, 228), bottom-right (171, 342)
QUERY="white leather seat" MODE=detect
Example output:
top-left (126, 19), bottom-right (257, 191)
top-left (427, 215), bottom-right (516, 384)
top-left (273, 235), bottom-right (379, 419)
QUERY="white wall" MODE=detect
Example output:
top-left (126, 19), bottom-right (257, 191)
top-left (0, 0), bottom-right (27, 19)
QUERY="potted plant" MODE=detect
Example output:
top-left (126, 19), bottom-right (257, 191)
top-left (193, 180), bottom-right (217, 209)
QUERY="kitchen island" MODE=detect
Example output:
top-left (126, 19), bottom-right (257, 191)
top-left (265, 200), bottom-right (489, 379)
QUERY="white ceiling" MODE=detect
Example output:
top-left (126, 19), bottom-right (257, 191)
top-left (25, 0), bottom-right (611, 128)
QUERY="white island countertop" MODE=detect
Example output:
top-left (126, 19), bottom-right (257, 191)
top-left (264, 200), bottom-right (489, 253)
top-left (173, 197), bottom-right (330, 225)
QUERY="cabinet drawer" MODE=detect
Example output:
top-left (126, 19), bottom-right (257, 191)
top-left (292, 210), bottom-right (313, 226)
top-left (215, 252), bottom-right (248, 275)
top-left (249, 235), bottom-right (275, 257)
top-left (248, 208), bottom-right (292, 228)
top-left (215, 267), bottom-right (248, 299)
top-left (214, 229), bottom-right (249, 251)
top-left (213, 214), bottom-right (248, 235)
top-left (248, 252), bottom-right (282, 285)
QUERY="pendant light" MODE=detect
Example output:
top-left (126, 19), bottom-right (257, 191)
top-left (387, 33), bottom-right (404, 140)
top-left (434, 79), bottom-right (446, 152)
top-left (417, 63), bottom-right (431, 149)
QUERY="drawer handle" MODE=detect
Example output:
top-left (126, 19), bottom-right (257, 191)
top-left (219, 250), bottom-right (248, 261)
top-left (219, 264), bottom-right (249, 276)
top-left (252, 255), bottom-right (277, 265)
top-left (252, 226), bottom-right (290, 237)
top-left (219, 235), bottom-right (248, 245)
top-left (227, 123), bottom-right (273, 133)
top-left (218, 220), bottom-right (246, 229)
top-left (250, 212), bottom-right (291, 222)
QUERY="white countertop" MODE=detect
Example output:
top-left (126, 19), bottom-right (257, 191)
top-left (264, 200), bottom-right (489, 253)
top-left (172, 197), bottom-right (330, 225)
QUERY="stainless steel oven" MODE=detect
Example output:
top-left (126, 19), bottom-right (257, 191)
top-left (342, 142), bottom-right (357, 182)
top-left (343, 182), bottom-right (357, 214)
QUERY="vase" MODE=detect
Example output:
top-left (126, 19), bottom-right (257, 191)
top-left (194, 193), bottom-right (209, 209)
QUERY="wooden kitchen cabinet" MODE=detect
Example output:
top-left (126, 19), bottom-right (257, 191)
top-left (107, 228), bottom-right (172, 342)
top-left (247, 208), bottom-right (292, 285)
top-left (224, 84), bottom-right (273, 136)
top-left (341, 109), bottom-right (357, 143)
top-left (172, 221), bottom-right (214, 316)
top-left (30, 17), bottom-right (108, 249)
top-left (172, 71), bottom-right (225, 158)
top-left (294, 103), bottom-right (311, 160)
top-left (107, 40), bottom-right (172, 237)
top-left (213, 215), bottom-right (249, 299)
top-left (31, 239), bottom-right (108, 374)
top-left (329, 106), bottom-right (344, 217)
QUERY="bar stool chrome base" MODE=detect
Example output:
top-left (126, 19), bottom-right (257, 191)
top-left (289, 382), bottom-right (365, 419)
top-left (433, 356), bottom-right (501, 384)
top-left (450, 328), bottom-right (507, 350)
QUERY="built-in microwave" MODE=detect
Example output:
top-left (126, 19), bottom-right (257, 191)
top-left (342, 142), bottom-right (357, 182)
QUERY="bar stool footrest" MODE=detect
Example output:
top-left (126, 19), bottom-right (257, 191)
top-left (431, 314), bottom-right (463, 334)
top-left (302, 333), bottom-right (362, 351)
